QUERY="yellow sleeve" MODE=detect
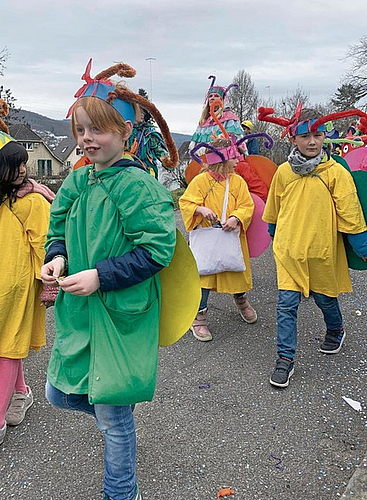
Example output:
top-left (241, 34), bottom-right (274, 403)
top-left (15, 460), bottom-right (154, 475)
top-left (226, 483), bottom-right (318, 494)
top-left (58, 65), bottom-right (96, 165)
top-left (23, 194), bottom-right (51, 279)
top-left (179, 176), bottom-right (206, 232)
top-left (262, 167), bottom-right (283, 223)
top-left (229, 175), bottom-right (255, 231)
top-left (329, 169), bottom-right (367, 234)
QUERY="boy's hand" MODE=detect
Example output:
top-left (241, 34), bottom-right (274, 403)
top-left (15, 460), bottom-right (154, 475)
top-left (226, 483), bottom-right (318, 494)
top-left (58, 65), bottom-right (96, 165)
top-left (58, 269), bottom-right (100, 296)
top-left (222, 216), bottom-right (239, 232)
top-left (41, 257), bottom-right (65, 287)
top-left (195, 206), bottom-right (218, 222)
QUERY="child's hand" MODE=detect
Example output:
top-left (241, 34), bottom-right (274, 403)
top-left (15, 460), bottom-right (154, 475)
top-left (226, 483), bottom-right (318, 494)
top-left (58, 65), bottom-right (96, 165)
top-left (41, 257), bottom-right (65, 286)
top-left (222, 216), bottom-right (239, 232)
top-left (58, 269), bottom-right (100, 296)
top-left (195, 206), bottom-right (218, 222)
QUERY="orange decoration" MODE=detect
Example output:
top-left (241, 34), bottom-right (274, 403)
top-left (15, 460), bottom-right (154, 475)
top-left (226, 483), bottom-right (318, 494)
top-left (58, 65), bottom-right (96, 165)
top-left (73, 155), bottom-right (91, 170)
top-left (216, 487), bottom-right (235, 498)
top-left (245, 155), bottom-right (277, 189)
top-left (185, 155), bottom-right (207, 184)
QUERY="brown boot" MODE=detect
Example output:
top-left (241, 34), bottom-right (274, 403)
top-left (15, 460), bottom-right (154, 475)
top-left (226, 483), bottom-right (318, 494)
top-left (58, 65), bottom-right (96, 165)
top-left (190, 308), bottom-right (213, 341)
top-left (234, 294), bottom-right (257, 324)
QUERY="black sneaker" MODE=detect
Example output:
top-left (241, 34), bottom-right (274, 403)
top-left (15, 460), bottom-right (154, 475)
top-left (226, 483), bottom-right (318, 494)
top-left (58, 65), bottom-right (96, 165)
top-left (319, 329), bottom-right (345, 354)
top-left (270, 358), bottom-right (294, 388)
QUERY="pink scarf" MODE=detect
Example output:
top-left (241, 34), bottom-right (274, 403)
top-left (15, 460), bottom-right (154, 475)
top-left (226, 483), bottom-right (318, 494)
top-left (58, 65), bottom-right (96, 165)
top-left (16, 178), bottom-right (55, 203)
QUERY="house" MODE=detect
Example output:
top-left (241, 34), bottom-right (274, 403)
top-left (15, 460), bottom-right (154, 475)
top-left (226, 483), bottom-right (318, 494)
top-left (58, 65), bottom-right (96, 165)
top-left (53, 136), bottom-right (84, 170)
top-left (9, 123), bottom-right (63, 177)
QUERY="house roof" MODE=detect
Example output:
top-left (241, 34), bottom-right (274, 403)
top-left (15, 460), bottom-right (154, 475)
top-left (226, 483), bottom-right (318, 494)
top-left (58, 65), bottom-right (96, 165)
top-left (9, 123), bottom-right (43, 142)
top-left (53, 136), bottom-right (77, 161)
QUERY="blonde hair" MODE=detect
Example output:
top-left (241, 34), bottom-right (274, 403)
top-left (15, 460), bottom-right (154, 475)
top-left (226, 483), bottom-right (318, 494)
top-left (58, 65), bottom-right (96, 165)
top-left (201, 138), bottom-right (236, 178)
top-left (199, 99), bottom-right (224, 126)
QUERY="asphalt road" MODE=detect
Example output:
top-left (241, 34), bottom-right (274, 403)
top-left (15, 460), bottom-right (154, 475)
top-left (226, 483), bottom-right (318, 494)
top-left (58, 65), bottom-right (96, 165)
top-left (1, 211), bottom-right (366, 500)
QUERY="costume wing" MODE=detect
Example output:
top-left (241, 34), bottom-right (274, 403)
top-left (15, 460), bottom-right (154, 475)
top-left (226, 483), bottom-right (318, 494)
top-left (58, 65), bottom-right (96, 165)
top-left (159, 230), bottom-right (201, 345)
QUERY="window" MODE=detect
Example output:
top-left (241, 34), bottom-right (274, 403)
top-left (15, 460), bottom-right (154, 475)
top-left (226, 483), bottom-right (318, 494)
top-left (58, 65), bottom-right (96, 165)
top-left (37, 159), bottom-right (52, 176)
top-left (76, 148), bottom-right (83, 156)
top-left (21, 142), bottom-right (33, 151)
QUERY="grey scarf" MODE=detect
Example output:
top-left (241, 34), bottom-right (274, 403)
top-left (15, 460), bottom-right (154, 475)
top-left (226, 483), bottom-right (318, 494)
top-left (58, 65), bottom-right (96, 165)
top-left (288, 147), bottom-right (325, 175)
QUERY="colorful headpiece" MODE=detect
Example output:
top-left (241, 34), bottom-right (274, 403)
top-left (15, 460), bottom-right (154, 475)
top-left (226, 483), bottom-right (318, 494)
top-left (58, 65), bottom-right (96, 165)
top-left (0, 99), bottom-right (15, 151)
top-left (67, 59), bottom-right (178, 169)
top-left (191, 99), bottom-right (274, 164)
top-left (205, 75), bottom-right (238, 102)
top-left (258, 103), bottom-right (367, 140)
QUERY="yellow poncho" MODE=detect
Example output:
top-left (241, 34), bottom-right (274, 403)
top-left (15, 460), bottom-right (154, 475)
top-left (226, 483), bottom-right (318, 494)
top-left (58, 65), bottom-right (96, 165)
top-left (263, 158), bottom-right (367, 297)
top-left (179, 172), bottom-right (254, 293)
top-left (0, 194), bottom-right (50, 358)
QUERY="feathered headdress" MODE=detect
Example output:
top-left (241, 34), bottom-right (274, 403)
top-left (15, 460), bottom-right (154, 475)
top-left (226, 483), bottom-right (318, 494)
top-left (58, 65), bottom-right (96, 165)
top-left (66, 59), bottom-right (178, 169)
top-left (258, 103), bottom-right (367, 140)
top-left (191, 99), bottom-right (273, 164)
top-left (205, 75), bottom-right (238, 103)
top-left (0, 99), bottom-right (15, 150)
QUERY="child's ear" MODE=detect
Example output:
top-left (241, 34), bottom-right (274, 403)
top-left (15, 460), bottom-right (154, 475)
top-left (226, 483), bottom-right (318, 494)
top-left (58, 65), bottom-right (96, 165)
top-left (290, 135), bottom-right (296, 145)
top-left (122, 121), bottom-right (133, 141)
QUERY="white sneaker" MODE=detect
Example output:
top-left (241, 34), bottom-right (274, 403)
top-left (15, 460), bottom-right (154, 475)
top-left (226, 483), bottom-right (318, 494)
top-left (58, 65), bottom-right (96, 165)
top-left (6, 386), bottom-right (33, 426)
top-left (0, 422), bottom-right (6, 445)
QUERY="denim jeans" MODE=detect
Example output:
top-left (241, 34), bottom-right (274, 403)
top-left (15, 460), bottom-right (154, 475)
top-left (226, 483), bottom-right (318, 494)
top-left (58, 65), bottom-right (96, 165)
top-left (276, 290), bottom-right (343, 360)
top-left (46, 381), bottom-right (137, 500)
top-left (199, 288), bottom-right (245, 311)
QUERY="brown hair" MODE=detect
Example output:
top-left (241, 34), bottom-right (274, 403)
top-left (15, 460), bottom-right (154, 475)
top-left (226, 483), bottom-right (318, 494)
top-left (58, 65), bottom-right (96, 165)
top-left (202, 138), bottom-right (236, 178)
top-left (297, 108), bottom-right (323, 122)
top-left (70, 60), bottom-right (178, 169)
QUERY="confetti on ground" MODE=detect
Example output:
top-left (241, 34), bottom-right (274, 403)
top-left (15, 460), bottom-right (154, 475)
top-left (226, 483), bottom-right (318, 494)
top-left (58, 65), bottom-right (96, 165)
top-left (270, 453), bottom-right (285, 471)
top-left (199, 383), bottom-right (210, 389)
top-left (216, 487), bottom-right (235, 498)
top-left (342, 396), bottom-right (362, 412)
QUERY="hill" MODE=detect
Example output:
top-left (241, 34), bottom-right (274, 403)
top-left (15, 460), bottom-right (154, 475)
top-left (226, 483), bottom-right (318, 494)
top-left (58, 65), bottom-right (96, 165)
top-left (14, 109), bottom-right (191, 149)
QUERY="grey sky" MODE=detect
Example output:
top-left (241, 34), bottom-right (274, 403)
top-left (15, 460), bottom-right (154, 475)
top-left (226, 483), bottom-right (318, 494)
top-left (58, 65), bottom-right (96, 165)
top-left (1, 0), bottom-right (366, 134)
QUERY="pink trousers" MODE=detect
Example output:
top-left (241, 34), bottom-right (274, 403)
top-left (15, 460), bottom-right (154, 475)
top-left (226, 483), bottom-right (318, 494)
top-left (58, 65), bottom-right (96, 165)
top-left (0, 358), bottom-right (27, 427)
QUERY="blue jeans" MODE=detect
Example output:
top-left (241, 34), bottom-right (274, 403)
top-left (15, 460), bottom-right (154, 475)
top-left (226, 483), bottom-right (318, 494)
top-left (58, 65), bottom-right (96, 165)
top-left (46, 381), bottom-right (137, 500)
top-left (199, 288), bottom-right (245, 311)
top-left (277, 290), bottom-right (343, 360)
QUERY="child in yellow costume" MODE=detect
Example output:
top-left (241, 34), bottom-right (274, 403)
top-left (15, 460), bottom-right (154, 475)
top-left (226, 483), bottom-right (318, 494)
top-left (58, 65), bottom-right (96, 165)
top-left (0, 103), bottom-right (54, 446)
top-left (259, 105), bottom-right (367, 388)
top-left (180, 134), bottom-right (256, 342)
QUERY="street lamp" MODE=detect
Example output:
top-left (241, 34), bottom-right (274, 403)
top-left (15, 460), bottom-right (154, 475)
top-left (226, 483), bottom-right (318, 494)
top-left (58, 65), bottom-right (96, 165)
top-left (146, 57), bottom-right (156, 100)
top-left (265, 85), bottom-right (271, 100)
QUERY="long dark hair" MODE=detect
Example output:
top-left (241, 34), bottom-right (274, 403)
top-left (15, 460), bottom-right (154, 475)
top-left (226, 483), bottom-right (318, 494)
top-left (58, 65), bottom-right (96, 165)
top-left (0, 142), bottom-right (29, 207)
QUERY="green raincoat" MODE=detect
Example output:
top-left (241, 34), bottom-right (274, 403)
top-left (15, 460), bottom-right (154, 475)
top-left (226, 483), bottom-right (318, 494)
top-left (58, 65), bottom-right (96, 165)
top-left (46, 161), bottom-right (176, 403)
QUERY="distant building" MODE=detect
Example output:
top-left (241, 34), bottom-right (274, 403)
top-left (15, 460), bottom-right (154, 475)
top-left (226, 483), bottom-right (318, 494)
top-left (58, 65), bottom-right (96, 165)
top-left (53, 137), bottom-right (84, 170)
top-left (9, 123), bottom-right (63, 177)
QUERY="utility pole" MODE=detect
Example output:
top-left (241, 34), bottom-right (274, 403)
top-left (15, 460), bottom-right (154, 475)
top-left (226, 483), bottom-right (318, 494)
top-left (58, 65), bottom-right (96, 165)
top-left (146, 57), bottom-right (156, 100)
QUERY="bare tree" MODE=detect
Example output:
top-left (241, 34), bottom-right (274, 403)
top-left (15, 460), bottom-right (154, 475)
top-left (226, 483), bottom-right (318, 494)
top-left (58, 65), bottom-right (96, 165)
top-left (228, 70), bottom-right (259, 122)
top-left (344, 36), bottom-right (367, 108)
top-left (0, 46), bottom-right (10, 76)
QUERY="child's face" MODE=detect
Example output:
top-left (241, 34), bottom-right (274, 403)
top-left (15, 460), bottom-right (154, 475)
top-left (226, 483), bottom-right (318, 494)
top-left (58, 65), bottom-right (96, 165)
top-left (74, 107), bottom-right (132, 170)
top-left (11, 162), bottom-right (27, 185)
top-left (290, 131), bottom-right (325, 159)
top-left (208, 92), bottom-right (222, 107)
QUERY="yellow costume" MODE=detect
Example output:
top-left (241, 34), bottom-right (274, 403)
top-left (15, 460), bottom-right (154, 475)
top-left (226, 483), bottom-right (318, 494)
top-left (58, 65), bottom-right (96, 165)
top-left (263, 158), bottom-right (367, 297)
top-left (0, 194), bottom-right (50, 358)
top-left (179, 171), bottom-right (254, 293)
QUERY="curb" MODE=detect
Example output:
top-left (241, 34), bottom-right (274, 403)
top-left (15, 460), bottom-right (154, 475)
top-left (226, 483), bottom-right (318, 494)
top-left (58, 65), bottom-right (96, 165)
top-left (341, 456), bottom-right (367, 499)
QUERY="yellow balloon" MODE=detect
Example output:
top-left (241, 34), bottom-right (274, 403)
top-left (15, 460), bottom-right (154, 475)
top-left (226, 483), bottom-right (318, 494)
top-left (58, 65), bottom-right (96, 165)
top-left (159, 229), bottom-right (201, 346)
